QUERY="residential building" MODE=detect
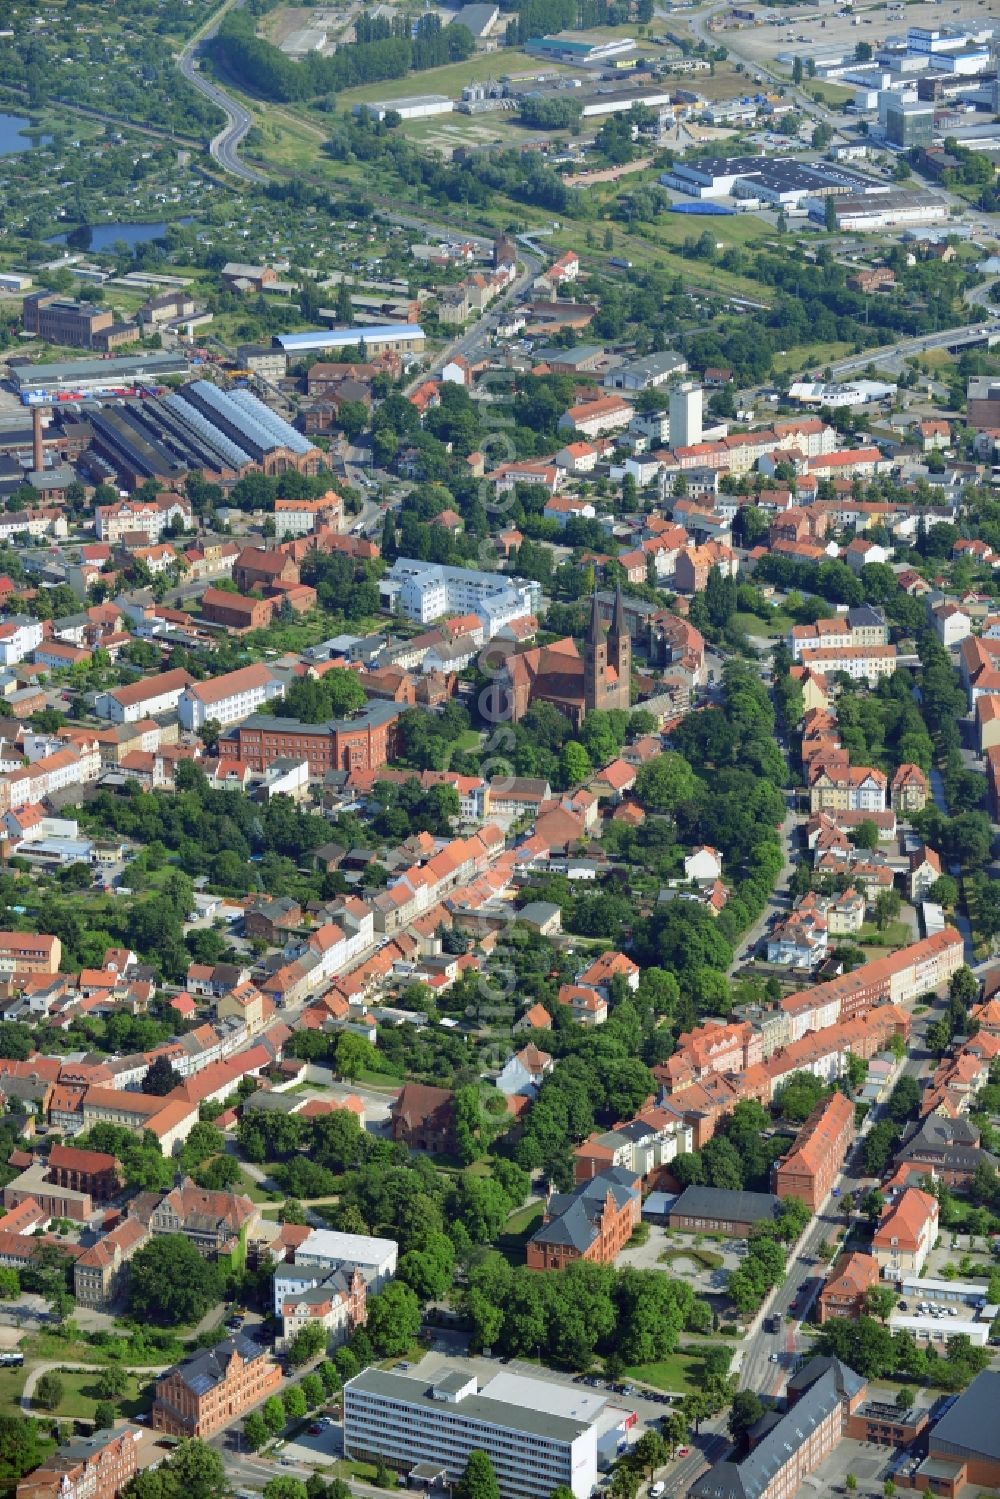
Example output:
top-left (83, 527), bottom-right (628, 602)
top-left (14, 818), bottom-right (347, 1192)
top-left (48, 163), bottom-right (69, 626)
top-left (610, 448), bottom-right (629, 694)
top-left (526, 1168), bottom-right (640, 1271)
top-left (143, 1179), bottom-right (258, 1260)
top-left (16, 1429), bottom-right (137, 1499)
top-left (287, 1229), bottom-right (398, 1293)
top-left (178, 664), bottom-right (285, 732)
top-left (344, 1365), bottom-right (603, 1499)
top-left (73, 1216), bottom-right (150, 1308)
top-left (389, 1082), bottom-right (456, 1153)
top-left (276, 1262), bottom-right (367, 1350)
top-left (909, 844), bottom-right (942, 901)
top-left (891, 763), bottom-right (929, 814)
top-left (872, 1187), bottom-right (939, 1280)
top-left (818, 1251), bottom-right (880, 1324)
top-left (558, 395), bottom-right (634, 439)
top-left (95, 668), bottom-right (194, 724)
top-left (152, 1334), bottom-right (281, 1438)
top-left (932, 602), bottom-right (972, 648)
top-left (0, 931), bottom-right (61, 975)
top-left (773, 1092), bottom-right (855, 1211)
top-left (779, 929), bottom-right (964, 1028)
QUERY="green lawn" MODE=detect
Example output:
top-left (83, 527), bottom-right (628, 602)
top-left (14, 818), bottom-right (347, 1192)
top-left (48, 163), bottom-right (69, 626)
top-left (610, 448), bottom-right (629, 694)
top-left (623, 1352), bottom-right (700, 1395)
top-left (773, 341), bottom-right (855, 375)
top-left (20, 1371), bottom-right (152, 1422)
top-left (858, 920), bottom-right (912, 949)
top-left (733, 611), bottom-right (793, 641)
top-left (0, 1366), bottom-right (26, 1418)
top-left (659, 1247), bottom-right (724, 1271)
top-left (504, 1202), bottom-right (545, 1236)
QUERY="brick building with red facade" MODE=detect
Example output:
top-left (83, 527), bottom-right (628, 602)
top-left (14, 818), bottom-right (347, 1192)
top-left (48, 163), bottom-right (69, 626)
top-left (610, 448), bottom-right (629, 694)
top-left (526, 1167), bottom-right (640, 1271)
top-left (153, 1333), bottom-right (281, 1438)
top-left (773, 1092), bottom-right (855, 1212)
top-left (218, 701), bottom-right (402, 775)
top-left (46, 1143), bottom-right (121, 1202)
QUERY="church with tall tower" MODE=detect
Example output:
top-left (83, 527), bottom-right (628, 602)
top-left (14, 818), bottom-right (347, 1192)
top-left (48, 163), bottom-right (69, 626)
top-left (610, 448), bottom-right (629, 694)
top-left (584, 587), bottom-right (631, 716)
top-left (504, 587), bottom-right (632, 728)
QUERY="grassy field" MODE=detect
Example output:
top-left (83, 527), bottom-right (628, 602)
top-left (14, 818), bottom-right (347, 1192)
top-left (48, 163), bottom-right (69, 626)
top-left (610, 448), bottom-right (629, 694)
top-left (773, 341), bottom-right (855, 374)
top-left (624, 1352), bottom-right (701, 1395)
top-left (858, 920), bottom-right (912, 949)
top-left (802, 78), bottom-right (855, 106)
top-left (0, 1366), bottom-right (26, 1418)
top-left (733, 610), bottom-right (793, 640)
top-left (22, 1371), bottom-right (152, 1421)
top-left (330, 50), bottom-right (578, 114)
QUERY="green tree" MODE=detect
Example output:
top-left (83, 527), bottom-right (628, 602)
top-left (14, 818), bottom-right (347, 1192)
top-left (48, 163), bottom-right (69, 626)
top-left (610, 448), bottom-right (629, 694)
top-left (283, 1387), bottom-right (307, 1421)
top-left (728, 1390), bottom-right (764, 1443)
top-left (263, 1481), bottom-right (308, 1499)
top-left (454, 1452), bottom-right (499, 1499)
top-left (243, 1412), bottom-right (269, 1451)
top-left (262, 1396), bottom-right (286, 1436)
top-left (128, 1236), bottom-right (222, 1325)
top-left (633, 1430), bottom-right (667, 1479)
top-left (366, 1282), bottom-right (422, 1356)
top-left (93, 1402), bottom-right (117, 1432)
top-left (97, 1366), bottom-right (128, 1401)
top-left (168, 1441), bottom-right (227, 1499)
top-left (34, 1373), bottom-right (63, 1411)
top-left (864, 1285), bottom-right (896, 1323)
top-left (301, 1373), bottom-right (325, 1409)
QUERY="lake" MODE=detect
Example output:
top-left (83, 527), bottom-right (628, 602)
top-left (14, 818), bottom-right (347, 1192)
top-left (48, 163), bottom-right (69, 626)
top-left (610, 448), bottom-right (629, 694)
top-left (47, 218), bottom-right (192, 252)
top-left (0, 112), bottom-right (51, 156)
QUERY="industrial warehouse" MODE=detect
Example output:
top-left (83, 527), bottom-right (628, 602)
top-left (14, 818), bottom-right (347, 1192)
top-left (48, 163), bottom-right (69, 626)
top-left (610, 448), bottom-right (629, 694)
top-left (84, 382), bottom-right (323, 488)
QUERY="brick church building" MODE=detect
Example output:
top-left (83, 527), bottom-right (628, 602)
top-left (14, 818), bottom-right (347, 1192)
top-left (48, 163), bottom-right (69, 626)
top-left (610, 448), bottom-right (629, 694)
top-left (505, 588), bottom-right (631, 728)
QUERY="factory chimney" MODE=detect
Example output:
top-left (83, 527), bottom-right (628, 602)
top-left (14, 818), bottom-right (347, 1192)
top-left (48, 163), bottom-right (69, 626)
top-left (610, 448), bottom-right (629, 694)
top-left (31, 407), bottom-right (44, 475)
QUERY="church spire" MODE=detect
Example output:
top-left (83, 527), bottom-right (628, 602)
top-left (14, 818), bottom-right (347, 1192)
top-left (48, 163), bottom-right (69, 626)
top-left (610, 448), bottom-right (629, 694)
top-left (586, 591), bottom-right (605, 647)
top-left (610, 584), bottom-right (626, 641)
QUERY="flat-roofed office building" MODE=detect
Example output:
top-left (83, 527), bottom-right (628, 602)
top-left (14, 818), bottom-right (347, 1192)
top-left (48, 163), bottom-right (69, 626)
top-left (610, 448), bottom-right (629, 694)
top-left (343, 1366), bottom-right (602, 1499)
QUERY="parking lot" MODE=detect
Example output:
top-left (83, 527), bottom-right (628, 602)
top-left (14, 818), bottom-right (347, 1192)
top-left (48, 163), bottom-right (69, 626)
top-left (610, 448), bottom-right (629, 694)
top-left (273, 1415), bottom-right (342, 1469)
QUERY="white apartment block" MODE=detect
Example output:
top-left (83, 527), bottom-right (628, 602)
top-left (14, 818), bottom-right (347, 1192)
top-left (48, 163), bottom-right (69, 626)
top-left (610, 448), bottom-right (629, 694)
top-left (344, 1367), bottom-right (602, 1499)
top-left (0, 617), bottom-right (43, 667)
top-left (178, 663), bottom-right (285, 732)
top-left (95, 497), bottom-right (191, 545)
top-left (380, 559), bottom-right (540, 638)
top-left (95, 668), bottom-right (192, 724)
top-left (0, 744), bottom-right (101, 813)
top-left (273, 496), bottom-right (343, 539)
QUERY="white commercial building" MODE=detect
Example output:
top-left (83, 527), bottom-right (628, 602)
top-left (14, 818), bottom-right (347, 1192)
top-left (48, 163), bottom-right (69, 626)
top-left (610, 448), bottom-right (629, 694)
top-left (178, 663), bottom-right (285, 733)
top-left (290, 1228), bottom-right (398, 1293)
top-left (380, 559), bottom-right (540, 637)
top-left (669, 384), bottom-right (702, 450)
top-left (354, 95), bottom-right (453, 122)
top-left (344, 1366), bottom-right (607, 1499)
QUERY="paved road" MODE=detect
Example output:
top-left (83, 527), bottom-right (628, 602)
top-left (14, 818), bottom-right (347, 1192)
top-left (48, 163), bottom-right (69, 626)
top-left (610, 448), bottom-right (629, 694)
top-left (736, 1000), bottom-right (942, 1396)
top-left (829, 320), bottom-right (998, 378)
top-left (729, 785), bottom-right (796, 975)
top-left (177, 0), bottom-right (266, 184)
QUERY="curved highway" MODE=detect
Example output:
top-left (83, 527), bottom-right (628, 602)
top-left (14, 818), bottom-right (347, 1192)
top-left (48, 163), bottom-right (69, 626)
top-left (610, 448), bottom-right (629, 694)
top-left (178, 0), bottom-right (266, 184)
